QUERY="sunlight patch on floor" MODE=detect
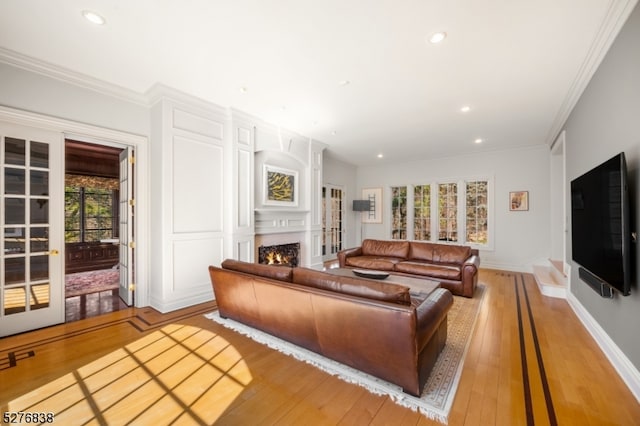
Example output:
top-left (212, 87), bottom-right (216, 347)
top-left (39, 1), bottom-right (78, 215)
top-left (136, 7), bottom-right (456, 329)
top-left (7, 324), bottom-right (252, 424)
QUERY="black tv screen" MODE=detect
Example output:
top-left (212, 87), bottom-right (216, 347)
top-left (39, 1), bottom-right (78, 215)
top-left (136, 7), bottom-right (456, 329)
top-left (570, 152), bottom-right (631, 296)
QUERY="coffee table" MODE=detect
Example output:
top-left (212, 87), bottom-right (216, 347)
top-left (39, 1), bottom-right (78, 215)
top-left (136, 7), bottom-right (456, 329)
top-left (324, 267), bottom-right (441, 297)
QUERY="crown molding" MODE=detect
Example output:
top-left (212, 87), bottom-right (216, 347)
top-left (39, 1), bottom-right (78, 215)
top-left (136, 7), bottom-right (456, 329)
top-left (0, 46), bottom-right (149, 107)
top-left (145, 82), bottom-right (226, 116)
top-left (545, 0), bottom-right (639, 146)
top-left (0, 47), bottom-right (329, 149)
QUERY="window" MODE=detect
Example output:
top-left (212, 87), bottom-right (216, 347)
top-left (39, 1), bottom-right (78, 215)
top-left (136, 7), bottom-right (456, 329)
top-left (390, 186), bottom-right (407, 239)
top-left (438, 183), bottom-right (457, 242)
top-left (65, 175), bottom-right (118, 243)
top-left (466, 180), bottom-right (488, 244)
top-left (387, 178), bottom-right (492, 248)
top-left (413, 185), bottom-right (430, 240)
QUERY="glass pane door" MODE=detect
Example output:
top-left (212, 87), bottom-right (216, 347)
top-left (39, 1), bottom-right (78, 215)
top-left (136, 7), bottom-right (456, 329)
top-left (322, 185), bottom-right (345, 261)
top-left (1, 123), bottom-right (63, 337)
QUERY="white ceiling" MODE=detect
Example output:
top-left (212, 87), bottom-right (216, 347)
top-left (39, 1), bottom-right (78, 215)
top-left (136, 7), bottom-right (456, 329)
top-left (0, 0), bottom-right (634, 166)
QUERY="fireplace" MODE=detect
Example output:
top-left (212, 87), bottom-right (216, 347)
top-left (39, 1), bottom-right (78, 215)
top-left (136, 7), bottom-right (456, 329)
top-left (258, 242), bottom-right (300, 267)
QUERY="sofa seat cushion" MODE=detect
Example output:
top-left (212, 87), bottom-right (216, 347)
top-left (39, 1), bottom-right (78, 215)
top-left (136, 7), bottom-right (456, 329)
top-left (344, 256), bottom-right (402, 271)
top-left (293, 268), bottom-right (411, 305)
top-left (395, 261), bottom-right (462, 280)
top-left (221, 259), bottom-right (293, 282)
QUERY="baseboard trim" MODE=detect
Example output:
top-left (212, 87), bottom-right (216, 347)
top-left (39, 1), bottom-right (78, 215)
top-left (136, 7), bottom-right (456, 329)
top-left (479, 261), bottom-right (531, 273)
top-left (150, 290), bottom-right (214, 313)
top-left (566, 291), bottom-right (640, 403)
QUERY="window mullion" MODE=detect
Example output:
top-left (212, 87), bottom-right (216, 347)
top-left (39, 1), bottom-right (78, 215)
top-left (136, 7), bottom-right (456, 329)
top-left (79, 187), bottom-right (86, 243)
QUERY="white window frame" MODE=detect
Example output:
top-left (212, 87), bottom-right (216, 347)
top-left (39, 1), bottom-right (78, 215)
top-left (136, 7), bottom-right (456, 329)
top-left (387, 176), bottom-right (494, 250)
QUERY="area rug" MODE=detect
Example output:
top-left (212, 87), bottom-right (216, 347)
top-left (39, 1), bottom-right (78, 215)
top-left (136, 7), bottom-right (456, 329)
top-left (205, 285), bottom-right (485, 424)
top-left (65, 268), bottom-right (119, 298)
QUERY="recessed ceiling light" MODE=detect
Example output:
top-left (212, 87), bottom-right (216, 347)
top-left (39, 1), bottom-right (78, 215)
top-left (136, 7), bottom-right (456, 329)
top-left (239, 86), bottom-right (248, 93)
top-left (460, 105), bottom-right (471, 113)
top-left (339, 80), bottom-right (351, 86)
top-left (428, 32), bottom-right (447, 44)
top-left (377, 154), bottom-right (384, 158)
top-left (474, 138), bottom-right (483, 144)
top-left (82, 10), bottom-right (106, 25)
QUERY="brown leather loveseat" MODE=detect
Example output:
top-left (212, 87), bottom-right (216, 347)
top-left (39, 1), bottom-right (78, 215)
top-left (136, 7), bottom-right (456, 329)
top-left (208, 259), bottom-right (453, 397)
top-left (338, 239), bottom-right (480, 297)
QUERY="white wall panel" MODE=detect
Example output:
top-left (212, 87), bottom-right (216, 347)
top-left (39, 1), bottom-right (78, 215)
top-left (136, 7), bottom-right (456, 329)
top-left (172, 238), bottom-right (223, 290)
top-left (237, 148), bottom-right (252, 228)
top-left (237, 126), bottom-right (251, 147)
top-left (235, 238), bottom-right (254, 262)
top-left (172, 135), bottom-right (224, 233)
top-left (173, 107), bottom-right (223, 140)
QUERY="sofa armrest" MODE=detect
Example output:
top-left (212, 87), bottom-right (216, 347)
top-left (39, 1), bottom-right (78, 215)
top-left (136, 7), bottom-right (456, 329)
top-left (415, 288), bottom-right (453, 350)
top-left (337, 246), bottom-right (363, 267)
top-left (464, 254), bottom-right (480, 270)
top-left (460, 254), bottom-right (480, 297)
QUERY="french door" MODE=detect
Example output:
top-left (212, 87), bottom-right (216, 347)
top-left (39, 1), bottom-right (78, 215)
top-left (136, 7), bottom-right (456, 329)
top-left (118, 147), bottom-right (134, 305)
top-left (1, 122), bottom-right (64, 337)
top-left (322, 185), bottom-right (345, 261)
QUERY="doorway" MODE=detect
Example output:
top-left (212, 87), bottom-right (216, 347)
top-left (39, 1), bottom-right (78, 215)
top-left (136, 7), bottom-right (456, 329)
top-left (63, 140), bottom-right (132, 322)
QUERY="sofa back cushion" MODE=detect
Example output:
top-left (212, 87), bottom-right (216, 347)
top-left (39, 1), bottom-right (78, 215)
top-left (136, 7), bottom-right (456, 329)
top-left (432, 244), bottom-right (471, 264)
top-left (408, 241), bottom-right (435, 262)
top-left (221, 259), bottom-right (293, 282)
top-left (292, 268), bottom-right (411, 305)
top-left (362, 239), bottom-right (410, 258)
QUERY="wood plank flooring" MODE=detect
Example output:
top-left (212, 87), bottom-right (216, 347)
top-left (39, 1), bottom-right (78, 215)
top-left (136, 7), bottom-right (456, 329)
top-left (1, 270), bottom-right (639, 425)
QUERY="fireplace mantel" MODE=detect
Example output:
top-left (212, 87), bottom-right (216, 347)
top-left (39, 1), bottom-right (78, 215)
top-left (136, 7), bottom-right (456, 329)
top-left (255, 209), bottom-right (310, 235)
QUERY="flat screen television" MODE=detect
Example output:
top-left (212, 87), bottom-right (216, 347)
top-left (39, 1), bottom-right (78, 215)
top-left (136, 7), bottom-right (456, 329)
top-left (570, 152), bottom-right (631, 296)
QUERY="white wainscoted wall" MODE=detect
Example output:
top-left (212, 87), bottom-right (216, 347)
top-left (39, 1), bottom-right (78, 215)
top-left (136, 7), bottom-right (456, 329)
top-left (226, 109), bottom-right (256, 263)
top-left (148, 88), bottom-right (326, 312)
top-left (149, 91), bottom-right (227, 312)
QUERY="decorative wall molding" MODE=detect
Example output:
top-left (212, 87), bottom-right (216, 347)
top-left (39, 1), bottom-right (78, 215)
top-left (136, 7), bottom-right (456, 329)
top-left (545, 0), bottom-right (638, 146)
top-left (255, 210), bottom-right (309, 235)
top-left (0, 46), bottom-right (149, 106)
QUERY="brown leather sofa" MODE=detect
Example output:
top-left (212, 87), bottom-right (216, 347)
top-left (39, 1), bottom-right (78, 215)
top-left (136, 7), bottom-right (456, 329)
top-left (208, 259), bottom-right (453, 397)
top-left (338, 239), bottom-right (480, 298)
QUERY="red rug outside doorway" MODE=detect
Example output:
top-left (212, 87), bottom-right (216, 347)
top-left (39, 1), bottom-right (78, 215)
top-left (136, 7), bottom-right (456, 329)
top-left (65, 268), bottom-right (119, 298)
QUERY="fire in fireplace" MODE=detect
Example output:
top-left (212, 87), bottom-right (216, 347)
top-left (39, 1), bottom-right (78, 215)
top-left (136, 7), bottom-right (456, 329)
top-left (258, 242), bottom-right (300, 267)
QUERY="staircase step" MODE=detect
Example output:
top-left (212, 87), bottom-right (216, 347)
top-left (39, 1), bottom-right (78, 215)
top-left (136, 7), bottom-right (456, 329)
top-left (533, 264), bottom-right (567, 299)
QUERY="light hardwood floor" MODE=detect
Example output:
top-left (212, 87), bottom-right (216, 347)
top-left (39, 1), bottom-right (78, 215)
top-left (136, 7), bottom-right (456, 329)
top-left (1, 270), bottom-right (639, 425)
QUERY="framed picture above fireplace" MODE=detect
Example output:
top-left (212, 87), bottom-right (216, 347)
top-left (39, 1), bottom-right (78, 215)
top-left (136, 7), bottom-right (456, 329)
top-left (263, 164), bottom-right (298, 206)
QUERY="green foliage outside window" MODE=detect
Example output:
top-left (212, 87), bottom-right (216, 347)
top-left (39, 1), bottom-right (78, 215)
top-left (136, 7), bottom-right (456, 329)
top-left (414, 185), bottom-right (430, 240)
top-left (391, 186), bottom-right (407, 239)
top-left (65, 186), bottom-right (115, 243)
top-left (438, 183), bottom-right (458, 242)
top-left (466, 181), bottom-right (488, 244)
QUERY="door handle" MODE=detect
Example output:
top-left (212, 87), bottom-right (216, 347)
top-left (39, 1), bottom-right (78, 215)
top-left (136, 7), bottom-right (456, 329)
top-left (47, 249), bottom-right (60, 256)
